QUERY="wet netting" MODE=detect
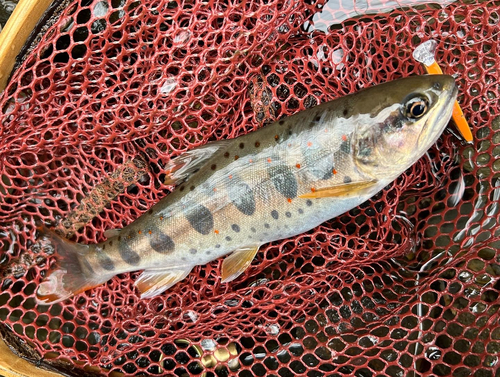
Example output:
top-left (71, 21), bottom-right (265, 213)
top-left (0, 0), bottom-right (499, 376)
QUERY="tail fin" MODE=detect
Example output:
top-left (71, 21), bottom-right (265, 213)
top-left (36, 227), bottom-right (110, 305)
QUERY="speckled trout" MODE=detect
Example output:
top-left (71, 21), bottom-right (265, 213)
top-left (37, 75), bottom-right (457, 304)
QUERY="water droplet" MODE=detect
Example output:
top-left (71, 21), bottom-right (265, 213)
top-left (183, 310), bottom-right (199, 323)
top-left (160, 77), bottom-right (177, 95)
top-left (201, 338), bottom-right (216, 351)
top-left (265, 324), bottom-right (280, 335)
top-left (174, 30), bottom-right (191, 46)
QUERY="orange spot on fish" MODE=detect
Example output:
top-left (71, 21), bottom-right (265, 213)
top-left (307, 141), bottom-right (313, 147)
top-left (296, 163), bottom-right (301, 169)
top-left (213, 187), bottom-right (217, 192)
top-left (342, 135), bottom-right (347, 141)
top-left (274, 135), bottom-right (279, 141)
top-left (138, 230), bottom-right (142, 234)
top-left (333, 169), bottom-right (337, 174)
top-left (324, 128), bottom-right (328, 133)
top-left (311, 187), bottom-right (316, 193)
top-left (249, 159), bottom-right (253, 163)
top-left (267, 158), bottom-right (272, 163)
top-left (287, 198), bottom-right (292, 203)
top-left (160, 216), bottom-right (164, 220)
top-left (229, 175), bottom-right (233, 179)
top-left (214, 230), bottom-right (219, 234)
top-left (148, 230), bottom-right (152, 235)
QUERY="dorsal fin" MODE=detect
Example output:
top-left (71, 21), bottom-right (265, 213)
top-left (164, 140), bottom-right (230, 185)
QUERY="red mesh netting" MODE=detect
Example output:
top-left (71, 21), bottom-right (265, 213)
top-left (0, 0), bottom-right (499, 375)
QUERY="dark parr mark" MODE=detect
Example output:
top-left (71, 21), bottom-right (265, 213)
top-left (81, 257), bottom-right (95, 275)
top-left (264, 223), bottom-right (270, 229)
top-left (271, 210), bottom-right (279, 220)
top-left (298, 208), bottom-right (304, 214)
top-left (251, 227), bottom-right (256, 233)
top-left (215, 244), bottom-right (221, 248)
top-left (285, 211), bottom-right (291, 218)
top-left (306, 200), bottom-right (313, 207)
top-left (118, 242), bottom-right (141, 266)
top-left (184, 204), bottom-right (214, 235)
top-left (226, 236), bottom-right (232, 241)
top-left (96, 250), bottom-right (115, 271)
top-left (344, 176), bottom-right (352, 184)
top-left (227, 175), bottom-right (256, 216)
top-left (189, 248), bottom-right (197, 254)
top-left (150, 230), bottom-right (175, 254)
top-left (268, 163), bottom-right (298, 199)
top-left (231, 224), bottom-right (240, 232)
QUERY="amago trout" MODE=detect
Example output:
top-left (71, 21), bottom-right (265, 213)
top-left (36, 75), bottom-right (458, 304)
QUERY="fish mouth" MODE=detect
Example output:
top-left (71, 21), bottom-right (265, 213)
top-left (417, 80), bottom-right (458, 150)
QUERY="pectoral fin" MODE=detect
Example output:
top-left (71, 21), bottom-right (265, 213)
top-left (134, 267), bottom-right (192, 298)
top-left (104, 228), bottom-right (121, 238)
top-left (299, 179), bottom-right (378, 198)
top-left (221, 244), bottom-right (261, 283)
top-left (164, 140), bottom-right (230, 185)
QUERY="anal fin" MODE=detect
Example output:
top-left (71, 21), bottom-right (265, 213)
top-left (221, 244), bottom-right (261, 283)
top-left (299, 179), bottom-right (378, 198)
top-left (134, 267), bottom-right (192, 298)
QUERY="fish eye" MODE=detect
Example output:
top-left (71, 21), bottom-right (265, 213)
top-left (404, 96), bottom-right (429, 120)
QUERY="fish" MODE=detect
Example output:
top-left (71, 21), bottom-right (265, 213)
top-left (36, 75), bottom-right (457, 304)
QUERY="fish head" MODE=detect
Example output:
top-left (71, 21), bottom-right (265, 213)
top-left (352, 75), bottom-right (458, 180)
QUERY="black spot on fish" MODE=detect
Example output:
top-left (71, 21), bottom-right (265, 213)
top-left (227, 175), bottom-right (256, 216)
top-left (190, 185), bottom-right (195, 191)
top-left (239, 143), bottom-right (245, 149)
top-left (150, 230), bottom-right (175, 254)
top-left (180, 186), bottom-right (185, 192)
top-left (315, 115), bottom-right (321, 122)
top-left (211, 164), bottom-right (217, 170)
top-left (344, 176), bottom-right (352, 184)
top-left (148, 209), bottom-right (153, 214)
top-left (264, 223), bottom-right (270, 229)
top-left (271, 210), bottom-right (279, 220)
top-left (279, 120), bottom-right (285, 125)
top-left (255, 141), bottom-right (260, 147)
top-left (306, 200), bottom-right (313, 207)
top-left (268, 163), bottom-right (298, 199)
top-left (285, 211), bottom-right (291, 218)
top-left (226, 236), bottom-right (232, 241)
top-left (298, 208), bottom-right (304, 214)
top-left (343, 109), bottom-right (348, 116)
top-left (189, 248), bottom-right (197, 254)
top-left (224, 152), bottom-right (230, 158)
top-left (184, 204), bottom-right (214, 235)
top-left (232, 224), bottom-right (240, 232)
top-left (118, 243), bottom-right (140, 266)
top-left (251, 227), bottom-right (256, 233)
